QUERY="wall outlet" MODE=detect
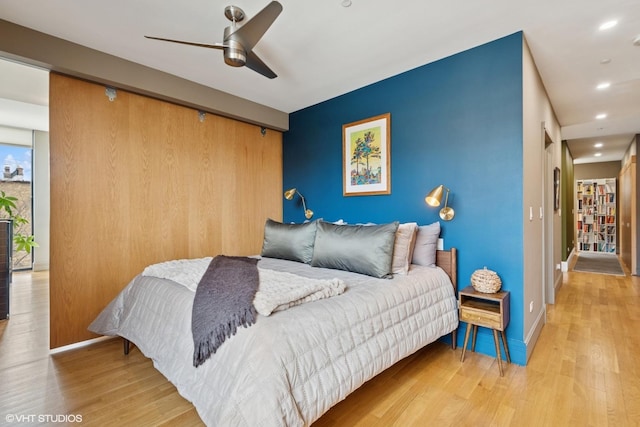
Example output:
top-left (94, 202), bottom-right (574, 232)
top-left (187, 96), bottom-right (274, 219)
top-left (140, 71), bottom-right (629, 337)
top-left (437, 238), bottom-right (444, 250)
top-left (529, 301), bottom-right (534, 313)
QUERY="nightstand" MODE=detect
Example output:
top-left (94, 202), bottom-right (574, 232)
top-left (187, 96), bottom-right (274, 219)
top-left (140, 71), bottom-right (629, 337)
top-left (459, 285), bottom-right (510, 376)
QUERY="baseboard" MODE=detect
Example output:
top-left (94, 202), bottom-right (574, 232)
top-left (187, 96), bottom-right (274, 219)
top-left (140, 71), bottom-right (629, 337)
top-left (49, 335), bottom-right (116, 354)
top-left (561, 248), bottom-right (576, 272)
top-left (524, 306), bottom-right (546, 363)
top-left (32, 262), bottom-right (49, 272)
top-left (554, 271), bottom-right (563, 292)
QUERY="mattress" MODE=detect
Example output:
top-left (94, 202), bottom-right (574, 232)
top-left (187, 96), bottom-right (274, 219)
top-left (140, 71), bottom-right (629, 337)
top-left (89, 256), bottom-right (458, 426)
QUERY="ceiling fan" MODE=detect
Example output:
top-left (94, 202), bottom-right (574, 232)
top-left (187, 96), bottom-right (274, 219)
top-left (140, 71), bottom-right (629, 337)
top-left (145, 1), bottom-right (283, 79)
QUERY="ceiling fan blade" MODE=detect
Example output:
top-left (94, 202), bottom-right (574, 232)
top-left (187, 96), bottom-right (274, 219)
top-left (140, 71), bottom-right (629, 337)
top-left (245, 50), bottom-right (277, 79)
top-left (229, 1), bottom-right (282, 50)
top-left (145, 35), bottom-right (226, 50)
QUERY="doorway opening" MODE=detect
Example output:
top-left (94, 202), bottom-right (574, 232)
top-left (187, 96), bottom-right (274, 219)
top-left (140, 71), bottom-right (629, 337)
top-left (544, 129), bottom-right (555, 305)
top-left (0, 142), bottom-right (33, 270)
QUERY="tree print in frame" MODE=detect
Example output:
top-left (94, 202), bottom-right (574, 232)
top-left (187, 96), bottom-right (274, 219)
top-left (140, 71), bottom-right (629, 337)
top-left (342, 113), bottom-right (391, 196)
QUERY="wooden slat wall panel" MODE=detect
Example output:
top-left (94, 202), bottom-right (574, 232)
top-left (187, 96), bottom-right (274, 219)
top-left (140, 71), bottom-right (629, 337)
top-left (49, 73), bottom-right (282, 348)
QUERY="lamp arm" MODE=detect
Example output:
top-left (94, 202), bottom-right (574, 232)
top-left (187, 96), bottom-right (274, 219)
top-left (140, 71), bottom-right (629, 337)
top-left (297, 190), bottom-right (308, 212)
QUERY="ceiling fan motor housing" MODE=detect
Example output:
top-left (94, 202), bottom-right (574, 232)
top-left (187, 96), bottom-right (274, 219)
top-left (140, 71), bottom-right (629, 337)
top-left (223, 26), bottom-right (246, 67)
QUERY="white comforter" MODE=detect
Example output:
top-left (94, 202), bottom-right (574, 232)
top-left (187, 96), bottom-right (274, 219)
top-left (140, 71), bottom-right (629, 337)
top-left (89, 257), bottom-right (458, 426)
top-left (141, 257), bottom-right (346, 316)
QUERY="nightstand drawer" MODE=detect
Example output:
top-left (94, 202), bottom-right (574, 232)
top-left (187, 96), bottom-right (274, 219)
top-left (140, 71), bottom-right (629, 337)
top-left (460, 306), bottom-right (502, 329)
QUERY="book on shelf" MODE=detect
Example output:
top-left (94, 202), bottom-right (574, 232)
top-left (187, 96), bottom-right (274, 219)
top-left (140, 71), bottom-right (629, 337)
top-left (576, 178), bottom-right (616, 254)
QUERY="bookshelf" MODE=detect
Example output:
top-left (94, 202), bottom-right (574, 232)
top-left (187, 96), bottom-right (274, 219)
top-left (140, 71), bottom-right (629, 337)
top-left (576, 178), bottom-right (616, 253)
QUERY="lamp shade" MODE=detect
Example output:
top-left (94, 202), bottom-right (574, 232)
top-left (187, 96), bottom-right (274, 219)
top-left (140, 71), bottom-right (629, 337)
top-left (425, 184), bottom-right (445, 207)
top-left (425, 184), bottom-right (455, 221)
top-left (284, 188), bottom-right (296, 200)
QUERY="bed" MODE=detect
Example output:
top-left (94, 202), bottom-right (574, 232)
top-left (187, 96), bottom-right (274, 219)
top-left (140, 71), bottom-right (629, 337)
top-left (89, 220), bottom-right (459, 426)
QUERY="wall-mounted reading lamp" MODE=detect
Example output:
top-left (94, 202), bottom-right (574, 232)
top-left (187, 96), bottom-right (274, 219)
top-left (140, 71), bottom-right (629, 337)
top-left (284, 188), bottom-right (314, 220)
top-left (425, 184), bottom-right (455, 221)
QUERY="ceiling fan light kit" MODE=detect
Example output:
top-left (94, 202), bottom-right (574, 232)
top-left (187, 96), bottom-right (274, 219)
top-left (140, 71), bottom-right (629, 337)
top-left (145, 1), bottom-right (283, 78)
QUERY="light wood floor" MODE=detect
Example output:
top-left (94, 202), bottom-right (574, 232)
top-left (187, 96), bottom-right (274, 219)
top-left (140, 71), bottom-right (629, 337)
top-left (0, 264), bottom-right (638, 426)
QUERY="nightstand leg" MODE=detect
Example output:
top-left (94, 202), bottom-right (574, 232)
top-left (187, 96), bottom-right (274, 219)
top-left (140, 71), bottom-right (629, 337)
top-left (501, 330), bottom-right (511, 363)
top-left (493, 329), bottom-right (504, 376)
top-left (471, 325), bottom-right (478, 352)
top-left (461, 323), bottom-right (472, 362)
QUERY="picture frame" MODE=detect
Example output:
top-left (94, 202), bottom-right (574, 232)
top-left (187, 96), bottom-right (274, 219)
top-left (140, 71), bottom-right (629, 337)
top-left (342, 113), bottom-right (391, 196)
top-left (554, 167), bottom-right (560, 211)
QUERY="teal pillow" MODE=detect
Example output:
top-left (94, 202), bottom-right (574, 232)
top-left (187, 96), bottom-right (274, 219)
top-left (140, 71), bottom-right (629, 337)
top-left (261, 219), bottom-right (317, 264)
top-left (311, 220), bottom-right (399, 278)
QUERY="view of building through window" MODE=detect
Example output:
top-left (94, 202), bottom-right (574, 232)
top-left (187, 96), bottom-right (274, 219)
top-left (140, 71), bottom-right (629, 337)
top-left (0, 143), bottom-right (33, 270)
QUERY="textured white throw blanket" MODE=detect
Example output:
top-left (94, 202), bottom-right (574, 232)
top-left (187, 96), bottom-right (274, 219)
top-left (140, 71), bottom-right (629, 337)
top-left (142, 257), bottom-right (346, 316)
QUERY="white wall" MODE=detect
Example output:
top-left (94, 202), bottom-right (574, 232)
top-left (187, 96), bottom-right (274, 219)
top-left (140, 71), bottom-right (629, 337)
top-left (522, 37), bottom-right (562, 362)
top-left (0, 126), bottom-right (32, 145)
top-left (33, 130), bottom-right (49, 271)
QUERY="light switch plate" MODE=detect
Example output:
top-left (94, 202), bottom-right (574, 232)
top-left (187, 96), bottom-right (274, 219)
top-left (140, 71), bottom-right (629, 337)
top-left (437, 238), bottom-right (444, 250)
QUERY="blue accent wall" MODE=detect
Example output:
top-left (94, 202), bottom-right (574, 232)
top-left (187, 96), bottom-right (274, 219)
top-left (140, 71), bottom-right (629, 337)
top-left (283, 33), bottom-right (526, 364)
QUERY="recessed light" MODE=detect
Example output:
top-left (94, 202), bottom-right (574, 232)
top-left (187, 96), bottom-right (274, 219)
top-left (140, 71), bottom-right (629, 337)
top-left (600, 58), bottom-right (612, 64)
top-left (597, 82), bottom-right (611, 90)
top-left (599, 20), bottom-right (618, 31)
top-left (596, 113), bottom-right (607, 119)
top-left (594, 153), bottom-right (602, 157)
top-left (341, 0), bottom-right (352, 6)
top-left (594, 142), bottom-right (603, 148)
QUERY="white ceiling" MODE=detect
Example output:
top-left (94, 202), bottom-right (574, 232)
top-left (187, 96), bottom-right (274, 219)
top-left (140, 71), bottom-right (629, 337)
top-left (0, 0), bottom-right (639, 163)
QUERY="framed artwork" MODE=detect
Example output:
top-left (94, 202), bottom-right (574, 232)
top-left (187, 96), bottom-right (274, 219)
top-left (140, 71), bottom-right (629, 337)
top-left (342, 113), bottom-right (391, 196)
top-left (554, 167), bottom-right (560, 211)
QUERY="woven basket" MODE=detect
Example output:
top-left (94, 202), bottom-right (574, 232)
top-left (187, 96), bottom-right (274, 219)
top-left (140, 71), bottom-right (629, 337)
top-left (471, 267), bottom-right (502, 293)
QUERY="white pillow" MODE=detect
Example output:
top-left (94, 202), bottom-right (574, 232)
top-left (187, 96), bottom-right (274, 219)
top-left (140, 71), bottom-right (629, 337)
top-left (412, 222), bottom-right (440, 267)
top-left (392, 222), bottom-right (418, 275)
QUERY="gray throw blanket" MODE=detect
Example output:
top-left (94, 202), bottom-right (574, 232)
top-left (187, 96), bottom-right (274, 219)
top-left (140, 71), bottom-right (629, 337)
top-left (192, 255), bottom-right (260, 367)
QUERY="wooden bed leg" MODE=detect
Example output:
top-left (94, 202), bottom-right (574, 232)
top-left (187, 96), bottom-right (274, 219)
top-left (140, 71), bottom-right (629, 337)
top-left (123, 338), bottom-right (130, 355)
top-left (451, 329), bottom-right (457, 350)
